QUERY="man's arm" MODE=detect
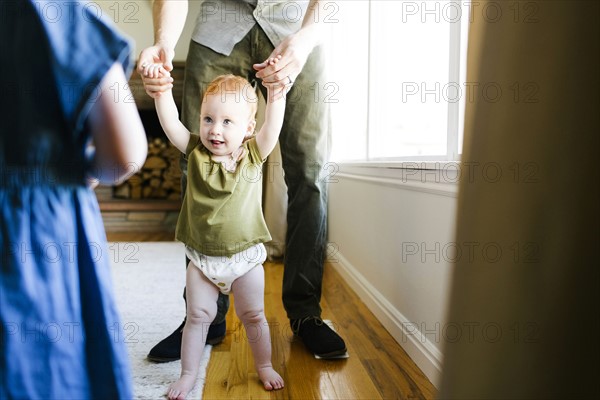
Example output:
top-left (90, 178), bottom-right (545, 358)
top-left (137, 0), bottom-right (189, 96)
top-left (254, 0), bottom-right (327, 86)
top-left (297, 0), bottom-right (328, 45)
top-left (153, 0), bottom-right (188, 61)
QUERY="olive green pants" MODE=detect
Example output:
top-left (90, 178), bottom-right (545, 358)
top-left (181, 25), bottom-right (331, 321)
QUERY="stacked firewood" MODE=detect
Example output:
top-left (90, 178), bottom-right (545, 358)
top-left (114, 138), bottom-right (182, 201)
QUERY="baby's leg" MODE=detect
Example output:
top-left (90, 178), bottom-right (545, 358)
top-left (168, 262), bottom-right (219, 400)
top-left (231, 265), bottom-right (284, 391)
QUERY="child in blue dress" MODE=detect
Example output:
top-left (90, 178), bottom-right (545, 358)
top-left (0, 1), bottom-right (147, 398)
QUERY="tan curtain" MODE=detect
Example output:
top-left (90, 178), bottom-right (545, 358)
top-left (439, 1), bottom-right (599, 399)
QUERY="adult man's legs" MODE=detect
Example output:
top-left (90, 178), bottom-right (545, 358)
top-left (252, 29), bottom-right (346, 358)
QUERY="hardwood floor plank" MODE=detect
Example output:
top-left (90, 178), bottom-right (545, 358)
top-left (319, 296), bottom-right (383, 400)
top-left (345, 322), bottom-right (421, 399)
top-left (203, 351), bottom-right (231, 399)
top-left (285, 340), bottom-right (337, 400)
top-left (247, 372), bottom-right (272, 399)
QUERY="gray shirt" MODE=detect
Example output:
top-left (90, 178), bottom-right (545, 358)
top-left (191, 0), bottom-right (309, 55)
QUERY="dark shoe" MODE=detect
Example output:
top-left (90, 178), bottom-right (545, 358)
top-left (291, 317), bottom-right (347, 359)
top-left (146, 319), bottom-right (226, 363)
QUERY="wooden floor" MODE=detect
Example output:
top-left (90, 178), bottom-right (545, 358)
top-left (107, 232), bottom-right (437, 399)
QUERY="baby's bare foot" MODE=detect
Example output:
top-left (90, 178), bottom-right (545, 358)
top-left (167, 374), bottom-right (196, 400)
top-left (257, 366), bottom-right (284, 391)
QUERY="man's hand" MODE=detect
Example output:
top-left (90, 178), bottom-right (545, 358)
top-left (253, 28), bottom-right (318, 90)
top-left (255, 55), bottom-right (289, 100)
top-left (137, 44), bottom-right (175, 98)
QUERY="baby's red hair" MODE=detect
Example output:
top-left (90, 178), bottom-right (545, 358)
top-left (203, 74), bottom-right (258, 118)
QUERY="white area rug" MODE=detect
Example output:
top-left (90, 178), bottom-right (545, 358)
top-left (110, 242), bottom-right (211, 399)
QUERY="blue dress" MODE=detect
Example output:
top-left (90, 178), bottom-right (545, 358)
top-left (0, 1), bottom-right (134, 398)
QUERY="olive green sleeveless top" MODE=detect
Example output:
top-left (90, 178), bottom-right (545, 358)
top-left (176, 134), bottom-right (271, 257)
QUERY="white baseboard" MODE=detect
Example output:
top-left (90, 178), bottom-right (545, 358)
top-left (329, 252), bottom-right (444, 388)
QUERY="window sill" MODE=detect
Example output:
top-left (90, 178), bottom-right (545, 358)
top-left (334, 161), bottom-right (460, 198)
top-left (337, 160), bottom-right (461, 170)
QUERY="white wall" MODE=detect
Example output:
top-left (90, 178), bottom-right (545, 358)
top-left (328, 164), bottom-right (458, 387)
top-left (98, 0), bottom-right (202, 62)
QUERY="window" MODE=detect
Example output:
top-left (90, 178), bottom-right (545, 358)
top-left (328, 1), bottom-right (471, 162)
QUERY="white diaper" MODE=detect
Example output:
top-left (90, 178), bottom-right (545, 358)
top-left (185, 243), bottom-right (267, 294)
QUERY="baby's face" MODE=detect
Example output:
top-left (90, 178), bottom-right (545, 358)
top-left (199, 94), bottom-right (255, 157)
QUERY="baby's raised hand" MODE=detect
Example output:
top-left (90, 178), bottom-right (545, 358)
top-left (253, 54), bottom-right (282, 71)
top-left (140, 62), bottom-right (170, 79)
top-left (267, 54), bottom-right (282, 66)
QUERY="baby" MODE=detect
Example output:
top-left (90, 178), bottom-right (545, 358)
top-left (143, 56), bottom-right (288, 399)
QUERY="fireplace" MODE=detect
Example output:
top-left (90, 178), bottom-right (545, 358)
top-left (96, 62), bottom-right (186, 234)
top-left (113, 110), bottom-right (182, 202)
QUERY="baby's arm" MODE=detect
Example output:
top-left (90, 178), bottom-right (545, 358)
top-left (255, 56), bottom-right (287, 159)
top-left (145, 64), bottom-right (191, 153)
